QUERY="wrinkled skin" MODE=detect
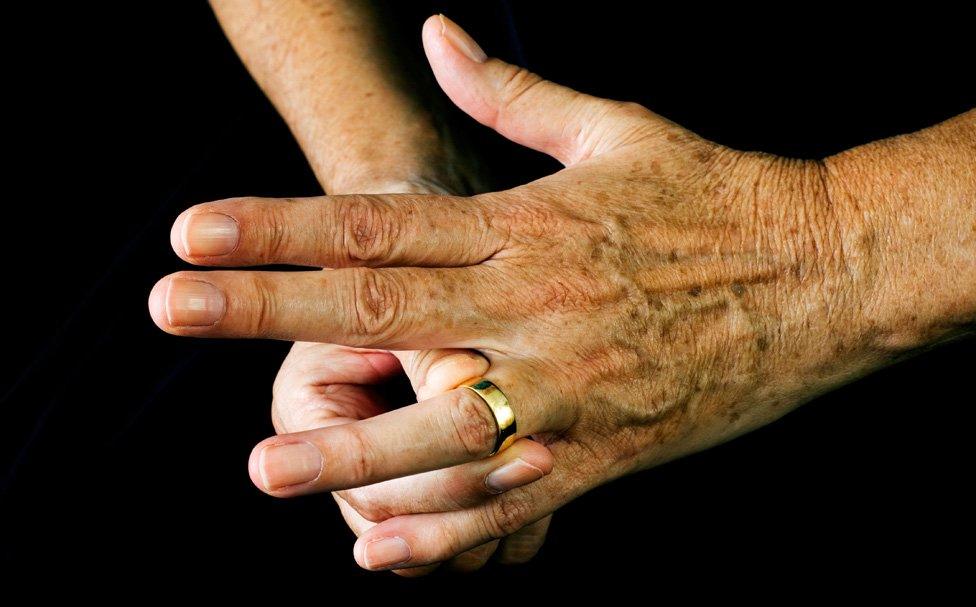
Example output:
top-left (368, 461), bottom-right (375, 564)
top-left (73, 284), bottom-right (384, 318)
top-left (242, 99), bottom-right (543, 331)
top-left (153, 14), bottom-right (976, 572)
top-left (211, 1), bottom-right (554, 573)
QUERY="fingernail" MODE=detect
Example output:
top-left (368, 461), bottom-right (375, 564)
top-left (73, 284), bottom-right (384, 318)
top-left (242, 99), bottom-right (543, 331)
top-left (364, 537), bottom-right (412, 570)
top-left (485, 458), bottom-right (545, 493)
top-left (258, 442), bottom-right (323, 490)
top-left (438, 14), bottom-right (486, 63)
top-left (165, 279), bottom-right (225, 326)
top-left (183, 212), bottom-right (239, 256)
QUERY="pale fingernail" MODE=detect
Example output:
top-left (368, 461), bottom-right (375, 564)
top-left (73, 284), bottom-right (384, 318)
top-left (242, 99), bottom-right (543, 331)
top-left (165, 279), bottom-right (225, 326)
top-left (438, 14), bottom-right (486, 63)
top-left (364, 537), bottom-right (412, 570)
top-left (258, 442), bottom-right (323, 490)
top-left (183, 212), bottom-right (239, 256)
top-left (485, 458), bottom-right (545, 493)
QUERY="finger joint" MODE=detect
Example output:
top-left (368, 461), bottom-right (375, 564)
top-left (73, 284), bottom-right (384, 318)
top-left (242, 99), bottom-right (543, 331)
top-left (247, 273), bottom-right (279, 337)
top-left (347, 268), bottom-right (404, 342)
top-left (342, 424), bottom-right (378, 487)
top-left (447, 390), bottom-right (498, 460)
top-left (337, 196), bottom-right (400, 265)
top-left (483, 492), bottom-right (534, 538)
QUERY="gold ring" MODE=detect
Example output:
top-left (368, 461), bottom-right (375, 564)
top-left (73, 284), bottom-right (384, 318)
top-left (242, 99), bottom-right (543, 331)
top-left (461, 377), bottom-right (517, 456)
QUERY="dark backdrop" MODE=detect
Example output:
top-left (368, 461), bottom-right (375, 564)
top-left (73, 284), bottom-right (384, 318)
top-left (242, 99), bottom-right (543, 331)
top-left (4, 1), bottom-right (973, 595)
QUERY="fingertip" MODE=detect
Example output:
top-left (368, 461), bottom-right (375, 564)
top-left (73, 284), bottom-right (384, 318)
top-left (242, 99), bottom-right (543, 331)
top-left (421, 14), bottom-right (442, 41)
top-left (421, 14), bottom-right (449, 67)
top-left (247, 440), bottom-right (268, 494)
top-left (422, 14), bottom-right (482, 80)
top-left (170, 210), bottom-right (189, 259)
top-left (147, 272), bottom-right (226, 333)
top-left (517, 439), bottom-right (556, 476)
top-left (352, 537), bottom-right (367, 569)
top-left (148, 276), bottom-right (171, 330)
top-left (247, 437), bottom-right (327, 497)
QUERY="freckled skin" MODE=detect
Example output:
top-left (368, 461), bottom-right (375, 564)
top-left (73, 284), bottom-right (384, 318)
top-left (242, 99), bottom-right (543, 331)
top-left (210, 0), bottom-right (505, 574)
top-left (165, 99), bottom-right (975, 546)
top-left (190, 6), bottom-right (976, 572)
top-left (210, 0), bottom-right (483, 196)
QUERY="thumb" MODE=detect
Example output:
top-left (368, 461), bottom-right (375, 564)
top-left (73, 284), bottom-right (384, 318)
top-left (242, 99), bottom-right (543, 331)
top-left (423, 14), bottom-right (666, 166)
top-left (392, 349), bottom-right (489, 402)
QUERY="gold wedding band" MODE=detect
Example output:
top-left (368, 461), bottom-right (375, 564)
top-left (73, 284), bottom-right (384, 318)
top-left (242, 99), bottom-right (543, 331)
top-left (461, 378), bottom-right (517, 456)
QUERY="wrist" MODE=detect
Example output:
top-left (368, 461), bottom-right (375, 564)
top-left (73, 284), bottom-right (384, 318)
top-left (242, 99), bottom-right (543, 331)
top-left (822, 113), bottom-right (976, 354)
top-left (323, 121), bottom-right (481, 197)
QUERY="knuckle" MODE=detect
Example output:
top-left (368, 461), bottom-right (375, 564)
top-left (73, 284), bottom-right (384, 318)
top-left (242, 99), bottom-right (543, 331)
top-left (613, 100), bottom-right (653, 120)
top-left (447, 390), bottom-right (498, 459)
top-left (496, 537), bottom-right (544, 564)
top-left (337, 196), bottom-right (400, 264)
top-left (448, 545), bottom-right (495, 572)
top-left (497, 67), bottom-right (545, 117)
top-left (257, 201), bottom-right (290, 262)
top-left (347, 268), bottom-right (404, 340)
top-left (434, 518), bottom-right (469, 560)
top-left (277, 385), bottom-right (333, 432)
top-left (270, 402), bottom-right (287, 435)
top-left (342, 424), bottom-right (377, 486)
top-left (492, 196), bottom-right (562, 242)
top-left (245, 273), bottom-right (279, 337)
top-left (483, 492), bottom-right (534, 538)
top-left (270, 368), bottom-right (291, 405)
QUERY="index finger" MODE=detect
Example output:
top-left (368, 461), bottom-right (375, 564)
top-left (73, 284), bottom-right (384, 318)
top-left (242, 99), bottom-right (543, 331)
top-left (171, 194), bottom-right (506, 268)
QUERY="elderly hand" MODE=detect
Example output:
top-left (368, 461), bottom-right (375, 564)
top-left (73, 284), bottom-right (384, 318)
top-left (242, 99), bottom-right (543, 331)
top-left (150, 15), bottom-right (976, 571)
top-left (210, 2), bottom-right (557, 573)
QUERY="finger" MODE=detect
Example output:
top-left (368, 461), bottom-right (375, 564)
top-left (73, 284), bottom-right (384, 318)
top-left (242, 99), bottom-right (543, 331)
top-left (247, 374), bottom-right (551, 496)
top-left (423, 15), bottom-right (667, 166)
top-left (170, 194), bottom-right (504, 268)
top-left (446, 540), bottom-right (498, 573)
top-left (350, 453), bottom-right (582, 570)
top-left (335, 493), bottom-right (375, 536)
top-left (273, 345), bottom-right (485, 433)
top-left (496, 514), bottom-right (551, 564)
top-left (148, 266), bottom-right (495, 349)
top-left (335, 495), bottom-right (441, 577)
top-left (338, 438), bottom-right (553, 520)
top-left (273, 343), bottom-right (401, 433)
top-left (394, 349), bottom-right (489, 402)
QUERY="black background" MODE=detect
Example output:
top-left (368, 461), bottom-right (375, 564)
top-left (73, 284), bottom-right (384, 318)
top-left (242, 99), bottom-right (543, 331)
top-left (3, 1), bottom-right (974, 594)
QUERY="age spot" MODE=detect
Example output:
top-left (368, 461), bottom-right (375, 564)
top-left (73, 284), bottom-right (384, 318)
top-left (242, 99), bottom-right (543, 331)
top-left (756, 335), bottom-right (769, 351)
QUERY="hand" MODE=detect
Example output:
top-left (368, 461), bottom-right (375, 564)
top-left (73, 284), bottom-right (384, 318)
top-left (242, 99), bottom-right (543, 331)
top-left (210, 3), bottom-right (557, 572)
top-left (273, 342), bottom-right (554, 574)
top-left (150, 16), bottom-right (976, 570)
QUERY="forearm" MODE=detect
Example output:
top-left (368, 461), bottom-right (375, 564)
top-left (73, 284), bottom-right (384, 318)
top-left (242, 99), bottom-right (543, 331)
top-left (210, 0), bottom-right (454, 193)
top-left (825, 109), bottom-right (976, 353)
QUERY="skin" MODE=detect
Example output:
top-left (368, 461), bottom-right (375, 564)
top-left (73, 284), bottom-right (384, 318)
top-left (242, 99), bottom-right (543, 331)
top-left (157, 14), bottom-right (976, 572)
top-left (209, 1), bottom-right (550, 572)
